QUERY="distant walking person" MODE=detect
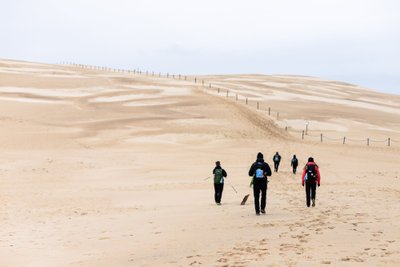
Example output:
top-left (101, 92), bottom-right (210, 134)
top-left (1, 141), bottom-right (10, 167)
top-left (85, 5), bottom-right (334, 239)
top-left (291, 155), bottom-right (299, 174)
top-left (273, 152), bottom-right (281, 172)
top-left (213, 161), bottom-right (227, 205)
top-left (249, 153), bottom-right (272, 215)
top-left (301, 157), bottom-right (321, 207)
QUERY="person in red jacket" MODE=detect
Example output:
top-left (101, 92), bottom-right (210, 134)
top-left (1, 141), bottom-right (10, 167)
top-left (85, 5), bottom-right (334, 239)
top-left (301, 157), bottom-right (321, 207)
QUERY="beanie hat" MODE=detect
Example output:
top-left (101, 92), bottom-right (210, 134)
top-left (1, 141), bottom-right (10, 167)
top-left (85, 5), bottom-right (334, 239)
top-left (257, 152), bottom-right (263, 159)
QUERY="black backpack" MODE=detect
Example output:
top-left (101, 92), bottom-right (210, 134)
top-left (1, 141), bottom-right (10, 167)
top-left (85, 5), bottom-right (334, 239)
top-left (305, 164), bottom-right (316, 182)
top-left (292, 158), bottom-right (298, 166)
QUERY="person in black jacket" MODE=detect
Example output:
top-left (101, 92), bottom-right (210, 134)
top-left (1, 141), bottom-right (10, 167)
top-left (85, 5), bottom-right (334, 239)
top-left (248, 152), bottom-right (272, 215)
top-left (273, 152), bottom-right (281, 172)
top-left (291, 155), bottom-right (298, 174)
top-left (213, 161), bottom-right (227, 205)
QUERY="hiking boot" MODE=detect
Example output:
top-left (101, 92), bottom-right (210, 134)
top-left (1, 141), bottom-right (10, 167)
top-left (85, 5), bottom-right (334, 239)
top-left (261, 209), bottom-right (266, 214)
top-left (312, 199), bottom-right (315, 207)
top-left (256, 211), bottom-right (260, 215)
top-left (217, 202), bottom-right (221, 205)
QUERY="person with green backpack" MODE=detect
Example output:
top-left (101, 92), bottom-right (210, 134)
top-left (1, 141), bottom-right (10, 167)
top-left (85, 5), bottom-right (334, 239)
top-left (213, 161), bottom-right (227, 205)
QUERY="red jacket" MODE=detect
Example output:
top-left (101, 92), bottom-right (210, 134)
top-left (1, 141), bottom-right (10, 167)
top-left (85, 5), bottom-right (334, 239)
top-left (301, 162), bottom-right (321, 186)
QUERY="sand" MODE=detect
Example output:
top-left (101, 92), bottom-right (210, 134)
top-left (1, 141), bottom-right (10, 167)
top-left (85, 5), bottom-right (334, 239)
top-left (0, 59), bottom-right (399, 267)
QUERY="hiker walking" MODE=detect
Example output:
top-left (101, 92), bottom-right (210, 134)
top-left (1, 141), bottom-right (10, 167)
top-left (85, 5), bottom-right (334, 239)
top-left (301, 157), bottom-right (321, 207)
top-left (248, 152), bottom-right (272, 215)
top-left (213, 161), bottom-right (227, 205)
top-left (273, 152), bottom-right (281, 172)
top-left (291, 155), bottom-right (298, 174)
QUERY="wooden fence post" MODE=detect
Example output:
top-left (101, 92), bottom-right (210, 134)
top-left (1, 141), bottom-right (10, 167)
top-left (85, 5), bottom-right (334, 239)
top-left (195, 77), bottom-right (197, 83)
top-left (218, 88), bottom-right (220, 93)
top-left (320, 133), bottom-right (323, 143)
top-left (302, 131), bottom-right (305, 140)
top-left (246, 98), bottom-right (248, 105)
top-left (367, 138), bottom-right (369, 146)
top-left (209, 83), bottom-right (211, 88)
top-left (268, 107), bottom-right (271, 116)
top-left (226, 90), bottom-right (229, 97)
top-left (388, 138), bottom-right (391, 146)
top-left (343, 137), bottom-right (346, 144)
top-left (236, 93), bottom-right (238, 101)
top-left (202, 80), bottom-right (204, 86)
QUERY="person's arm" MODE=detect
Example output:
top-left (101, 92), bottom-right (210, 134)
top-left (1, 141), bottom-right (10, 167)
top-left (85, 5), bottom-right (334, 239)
top-left (264, 163), bottom-right (272, 177)
top-left (248, 163), bottom-right (255, 176)
top-left (301, 167), bottom-right (306, 186)
top-left (213, 167), bottom-right (216, 174)
top-left (316, 166), bottom-right (321, 186)
top-left (223, 169), bottom-right (227, 177)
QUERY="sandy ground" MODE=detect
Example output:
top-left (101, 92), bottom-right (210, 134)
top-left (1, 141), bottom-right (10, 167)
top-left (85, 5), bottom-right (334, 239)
top-left (0, 59), bottom-right (399, 267)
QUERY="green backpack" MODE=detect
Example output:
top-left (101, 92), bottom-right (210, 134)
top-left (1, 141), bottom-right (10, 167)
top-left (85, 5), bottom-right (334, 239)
top-left (214, 169), bottom-right (224, 184)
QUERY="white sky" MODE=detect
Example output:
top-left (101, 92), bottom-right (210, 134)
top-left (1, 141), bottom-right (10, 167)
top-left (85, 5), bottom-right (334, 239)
top-left (1, 0), bottom-right (399, 94)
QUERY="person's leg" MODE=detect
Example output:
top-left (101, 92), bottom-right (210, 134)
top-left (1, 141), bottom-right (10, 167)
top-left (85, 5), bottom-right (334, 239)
top-left (311, 183), bottom-right (317, 207)
top-left (276, 162), bottom-right (280, 172)
top-left (305, 182), bottom-right (311, 207)
top-left (274, 162), bottom-right (278, 172)
top-left (214, 183), bottom-right (218, 203)
top-left (219, 183), bottom-right (224, 203)
top-left (293, 166), bottom-right (297, 174)
top-left (260, 179), bottom-right (267, 213)
top-left (253, 180), bottom-right (261, 214)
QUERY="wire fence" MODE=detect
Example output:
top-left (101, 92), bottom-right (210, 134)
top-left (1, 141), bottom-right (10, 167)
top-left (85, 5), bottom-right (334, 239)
top-left (59, 62), bottom-right (400, 148)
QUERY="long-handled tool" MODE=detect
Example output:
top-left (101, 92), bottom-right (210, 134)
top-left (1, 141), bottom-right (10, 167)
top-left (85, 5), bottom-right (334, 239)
top-left (227, 179), bottom-right (238, 194)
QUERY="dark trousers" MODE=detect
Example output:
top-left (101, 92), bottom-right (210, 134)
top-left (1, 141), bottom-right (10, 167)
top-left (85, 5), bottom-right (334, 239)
top-left (214, 183), bottom-right (224, 203)
top-left (274, 162), bottom-right (280, 172)
top-left (292, 165), bottom-right (298, 174)
top-left (253, 178), bottom-right (267, 213)
top-left (305, 182), bottom-right (317, 207)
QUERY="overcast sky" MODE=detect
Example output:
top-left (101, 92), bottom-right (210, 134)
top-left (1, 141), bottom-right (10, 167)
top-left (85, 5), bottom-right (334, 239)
top-left (1, 0), bottom-right (399, 94)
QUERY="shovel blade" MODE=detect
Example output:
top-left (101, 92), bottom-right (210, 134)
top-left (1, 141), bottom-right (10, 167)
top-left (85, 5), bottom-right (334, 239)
top-left (240, 194), bottom-right (250, 205)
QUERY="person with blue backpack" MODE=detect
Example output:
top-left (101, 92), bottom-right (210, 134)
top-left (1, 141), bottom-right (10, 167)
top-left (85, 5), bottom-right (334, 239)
top-left (213, 161), bottom-right (227, 205)
top-left (301, 157), bottom-right (321, 207)
top-left (272, 152), bottom-right (281, 172)
top-left (248, 152), bottom-right (272, 215)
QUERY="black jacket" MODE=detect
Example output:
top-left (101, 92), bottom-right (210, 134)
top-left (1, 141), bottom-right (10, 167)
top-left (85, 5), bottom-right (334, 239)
top-left (213, 166), bottom-right (227, 177)
top-left (248, 159), bottom-right (272, 177)
top-left (273, 154), bottom-right (281, 163)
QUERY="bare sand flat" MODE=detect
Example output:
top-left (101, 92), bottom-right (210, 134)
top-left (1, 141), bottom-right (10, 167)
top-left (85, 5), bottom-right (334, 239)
top-left (0, 59), bottom-right (399, 266)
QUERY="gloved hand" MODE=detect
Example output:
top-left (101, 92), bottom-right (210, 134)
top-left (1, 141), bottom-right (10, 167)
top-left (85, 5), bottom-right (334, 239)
top-left (318, 183), bottom-right (320, 187)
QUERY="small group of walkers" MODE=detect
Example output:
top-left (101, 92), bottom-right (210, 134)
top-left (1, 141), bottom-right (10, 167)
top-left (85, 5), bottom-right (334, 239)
top-left (212, 152), bottom-right (321, 215)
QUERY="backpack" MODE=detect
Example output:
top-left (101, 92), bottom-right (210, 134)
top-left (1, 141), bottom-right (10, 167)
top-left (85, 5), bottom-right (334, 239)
top-left (255, 162), bottom-right (264, 179)
top-left (214, 168), bottom-right (224, 184)
top-left (305, 164), bottom-right (316, 182)
top-left (292, 158), bottom-right (298, 166)
top-left (274, 155), bottom-right (280, 162)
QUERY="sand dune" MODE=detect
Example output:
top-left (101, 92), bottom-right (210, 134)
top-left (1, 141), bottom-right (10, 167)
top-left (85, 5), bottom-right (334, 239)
top-left (0, 59), bottom-right (399, 266)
